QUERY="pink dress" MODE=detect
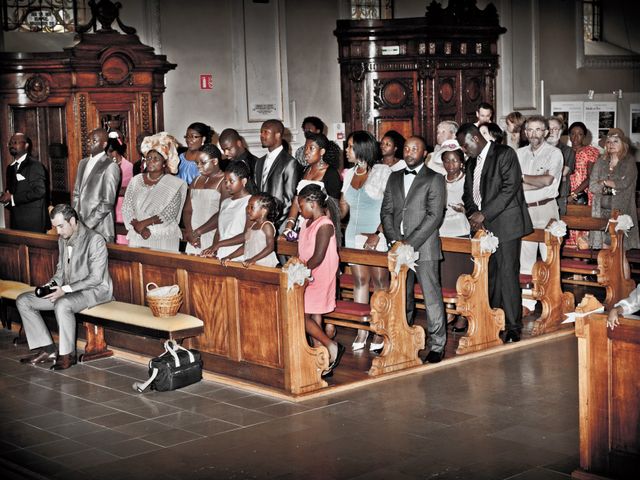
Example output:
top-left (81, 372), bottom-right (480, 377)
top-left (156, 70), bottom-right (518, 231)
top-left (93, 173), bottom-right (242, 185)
top-left (298, 215), bottom-right (339, 315)
top-left (116, 158), bottom-right (134, 245)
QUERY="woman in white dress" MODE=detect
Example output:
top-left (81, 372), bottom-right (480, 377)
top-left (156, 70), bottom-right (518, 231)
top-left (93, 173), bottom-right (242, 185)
top-left (201, 162), bottom-right (256, 259)
top-left (183, 144), bottom-right (227, 255)
top-left (122, 132), bottom-right (187, 252)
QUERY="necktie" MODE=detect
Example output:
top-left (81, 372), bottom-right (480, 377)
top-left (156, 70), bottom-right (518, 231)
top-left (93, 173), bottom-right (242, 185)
top-left (404, 169), bottom-right (417, 176)
top-left (262, 155), bottom-right (272, 187)
top-left (472, 155), bottom-right (483, 208)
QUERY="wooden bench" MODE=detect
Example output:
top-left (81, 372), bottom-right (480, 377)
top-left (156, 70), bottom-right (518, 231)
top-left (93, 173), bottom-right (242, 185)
top-left (311, 231), bottom-right (505, 356)
top-left (520, 225), bottom-right (575, 336)
top-left (573, 295), bottom-right (640, 479)
top-left (560, 212), bottom-right (635, 309)
top-left (277, 239), bottom-right (425, 375)
top-left (0, 229), bottom-right (331, 396)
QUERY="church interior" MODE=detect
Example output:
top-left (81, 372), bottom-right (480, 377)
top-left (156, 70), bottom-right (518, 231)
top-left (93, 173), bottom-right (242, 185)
top-left (0, 1), bottom-right (639, 479)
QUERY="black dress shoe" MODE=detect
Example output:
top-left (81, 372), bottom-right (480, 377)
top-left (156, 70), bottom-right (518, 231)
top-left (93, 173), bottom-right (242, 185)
top-left (20, 351), bottom-right (56, 365)
top-left (322, 343), bottom-right (345, 378)
top-left (451, 325), bottom-right (467, 333)
top-left (50, 354), bottom-right (77, 371)
top-left (424, 350), bottom-right (444, 364)
top-left (504, 330), bottom-right (521, 343)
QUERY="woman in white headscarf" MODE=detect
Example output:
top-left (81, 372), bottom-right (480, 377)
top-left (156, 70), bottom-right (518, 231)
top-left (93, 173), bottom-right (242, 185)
top-left (122, 132), bottom-right (188, 252)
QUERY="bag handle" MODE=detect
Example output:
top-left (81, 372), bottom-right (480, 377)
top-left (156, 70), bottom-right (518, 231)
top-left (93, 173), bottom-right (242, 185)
top-left (146, 282), bottom-right (159, 293)
top-left (170, 340), bottom-right (195, 363)
top-left (133, 368), bottom-right (158, 392)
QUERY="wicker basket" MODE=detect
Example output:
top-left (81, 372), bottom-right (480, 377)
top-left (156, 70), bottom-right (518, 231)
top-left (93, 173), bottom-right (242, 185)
top-left (146, 283), bottom-right (183, 317)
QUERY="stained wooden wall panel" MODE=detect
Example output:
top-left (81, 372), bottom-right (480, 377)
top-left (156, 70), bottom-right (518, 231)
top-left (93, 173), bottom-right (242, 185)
top-left (0, 244), bottom-right (22, 280)
top-left (238, 283), bottom-right (282, 368)
top-left (27, 247), bottom-right (57, 286)
top-left (189, 271), bottom-right (229, 356)
top-left (108, 260), bottom-right (135, 303)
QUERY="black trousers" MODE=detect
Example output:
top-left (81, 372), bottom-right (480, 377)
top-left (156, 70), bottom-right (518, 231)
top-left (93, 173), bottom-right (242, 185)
top-left (488, 238), bottom-right (523, 333)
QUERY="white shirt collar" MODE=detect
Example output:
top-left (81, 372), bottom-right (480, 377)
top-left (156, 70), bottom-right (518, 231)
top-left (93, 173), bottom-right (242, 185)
top-left (406, 162), bottom-right (425, 174)
top-left (478, 141), bottom-right (491, 161)
top-left (266, 145), bottom-right (283, 161)
top-left (11, 153), bottom-right (27, 166)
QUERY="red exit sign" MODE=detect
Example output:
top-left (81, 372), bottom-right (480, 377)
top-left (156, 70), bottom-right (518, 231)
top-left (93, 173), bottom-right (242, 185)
top-left (200, 74), bottom-right (213, 90)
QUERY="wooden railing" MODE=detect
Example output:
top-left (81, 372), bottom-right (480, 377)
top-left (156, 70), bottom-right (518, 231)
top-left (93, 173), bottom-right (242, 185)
top-left (573, 295), bottom-right (640, 479)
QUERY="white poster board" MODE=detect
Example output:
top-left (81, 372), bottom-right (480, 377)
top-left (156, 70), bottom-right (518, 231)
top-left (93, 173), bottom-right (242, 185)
top-left (551, 101), bottom-right (584, 130)
top-left (630, 104), bottom-right (640, 145)
top-left (583, 102), bottom-right (617, 145)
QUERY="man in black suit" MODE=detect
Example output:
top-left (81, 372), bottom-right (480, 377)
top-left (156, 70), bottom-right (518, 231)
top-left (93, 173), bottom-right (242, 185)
top-left (253, 119), bottom-right (301, 229)
top-left (219, 128), bottom-right (258, 175)
top-left (457, 123), bottom-right (533, 343)
top-left (1, 133), bottom-right (48, 232)
top-left (381, 136), bottom-right (447, 363)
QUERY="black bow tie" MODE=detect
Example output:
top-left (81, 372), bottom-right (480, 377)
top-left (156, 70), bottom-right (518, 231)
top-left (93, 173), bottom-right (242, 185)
top-left (404, 169), bottom-right (417, 176)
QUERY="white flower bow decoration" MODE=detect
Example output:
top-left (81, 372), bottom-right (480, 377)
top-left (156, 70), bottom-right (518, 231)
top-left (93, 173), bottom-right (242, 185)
top-left (614, 214), bottom-right (633, 233)
top-left (394, 244), bottom-right (419, 274)
top-left (546, 220), bottom-right (567, 238)
top-left (479, 232), bottom-right (499, 254)
top-left (284, 262), bottom-right (312, 291)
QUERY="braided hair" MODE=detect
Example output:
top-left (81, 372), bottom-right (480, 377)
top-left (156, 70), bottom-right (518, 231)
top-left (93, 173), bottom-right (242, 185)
top-left (298, 183), bottom-right (342, 246)
top-left (224, 160), bottom-right (257, 194)
top-left (252, 192), bottom-right (279, 224)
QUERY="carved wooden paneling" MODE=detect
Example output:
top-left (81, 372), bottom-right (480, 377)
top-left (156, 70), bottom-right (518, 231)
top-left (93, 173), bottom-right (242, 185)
top-left (335, 5), bottom-right (505, 145)
top-left (28, 247), bottom-right (57, 286)
top-left (238, 282), bottom-right (282, 368)
top-left (141, 265), bottom-right (178, 294)
top-left (108, 259), bottom-right (135, 303)
top-left (188, 271), bottom-right (229, 356)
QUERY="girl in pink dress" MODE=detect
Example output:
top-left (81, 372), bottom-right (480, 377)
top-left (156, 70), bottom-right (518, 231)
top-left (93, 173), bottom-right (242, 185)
top-left (297, 184), bottom-right (344, 377)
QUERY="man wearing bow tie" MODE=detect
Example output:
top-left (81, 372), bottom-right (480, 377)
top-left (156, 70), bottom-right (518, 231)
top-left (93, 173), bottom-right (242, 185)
top-left (381, 136), bottom-right (447, 363)
top-left (1, 133), bottom-right (48, 232)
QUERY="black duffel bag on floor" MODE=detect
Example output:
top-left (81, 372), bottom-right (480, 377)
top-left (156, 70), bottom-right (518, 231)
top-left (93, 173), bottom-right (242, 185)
top-left (133, 340), bottom-right (203, 392)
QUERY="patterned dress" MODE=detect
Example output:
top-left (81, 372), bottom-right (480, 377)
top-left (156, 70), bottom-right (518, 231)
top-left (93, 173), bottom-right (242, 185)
top-left (567, 145), bottom-right (600, 247)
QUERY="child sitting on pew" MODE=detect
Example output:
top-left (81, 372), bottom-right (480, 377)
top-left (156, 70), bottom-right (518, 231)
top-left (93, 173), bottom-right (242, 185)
top-left (297, 184), bottom-right (345, 377)
top-left (221, 192), bottom-right (279, 267)
top-left (201, 162), bottom-right (255, 259)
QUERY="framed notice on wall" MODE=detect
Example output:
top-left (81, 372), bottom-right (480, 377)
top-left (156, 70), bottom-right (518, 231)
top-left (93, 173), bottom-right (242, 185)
top-left (550, 100), bottom-right (617, 146)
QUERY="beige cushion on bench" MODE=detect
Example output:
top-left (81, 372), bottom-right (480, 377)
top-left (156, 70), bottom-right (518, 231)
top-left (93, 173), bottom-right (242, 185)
top-left (0, 281), bottom-right (33, 300)
top-left (81, 301), bottom-right (203, 332)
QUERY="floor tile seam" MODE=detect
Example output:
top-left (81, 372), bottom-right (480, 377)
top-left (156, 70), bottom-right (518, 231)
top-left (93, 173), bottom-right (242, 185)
top-left (502, 466), bottom-right (572, 479)
top-left (139, 433), bottom-right (207, 448)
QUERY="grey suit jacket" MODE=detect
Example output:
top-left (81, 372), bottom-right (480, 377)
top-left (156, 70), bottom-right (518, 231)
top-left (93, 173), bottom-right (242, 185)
top-left (72, 153), bottom-right (120, 243)
top-left (381, 166), bottom-right (446, 262)
top-left (253, 149), bottom-right (301, 228)
top-left (51, 222), bottom-right (113, 307)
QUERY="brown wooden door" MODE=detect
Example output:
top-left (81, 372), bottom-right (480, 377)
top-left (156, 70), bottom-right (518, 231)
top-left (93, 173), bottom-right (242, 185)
top-left (10, 106), bottom-right (68, 204)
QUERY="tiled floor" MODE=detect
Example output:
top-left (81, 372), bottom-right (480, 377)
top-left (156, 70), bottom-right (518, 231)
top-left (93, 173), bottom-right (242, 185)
top-left (0, 328), bottom-right (579, 479)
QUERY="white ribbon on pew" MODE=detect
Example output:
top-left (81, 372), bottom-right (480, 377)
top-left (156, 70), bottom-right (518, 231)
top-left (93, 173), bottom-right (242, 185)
top-left (284, 262), bottom-right (312, 290)
top-left (612, 214), bottom-right (633, 235)
top-left (546, 220), bottom-right (567, 238)
top-left (479, 232), bottom-right (499, 254)
top-left (394, 244), bottom-right (419, 273)
top-left (562, 306), bottom-right (605, 324)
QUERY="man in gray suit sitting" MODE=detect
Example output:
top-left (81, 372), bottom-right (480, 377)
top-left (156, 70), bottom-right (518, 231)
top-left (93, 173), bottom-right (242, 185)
top-left (381, 136), bottom-right (447, 363)
top-left (16, 204), bottom-right (113, 370)
top-left (72, 128), bottom-right (120, 243)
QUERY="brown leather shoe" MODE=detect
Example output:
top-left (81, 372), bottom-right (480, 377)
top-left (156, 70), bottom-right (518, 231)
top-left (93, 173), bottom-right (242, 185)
top-left (50, 353), bottom-right (77, 371)
top-left (20, 351), bottom-right (56, 365)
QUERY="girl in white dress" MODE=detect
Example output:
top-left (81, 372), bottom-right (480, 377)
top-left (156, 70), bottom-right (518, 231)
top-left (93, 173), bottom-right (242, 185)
top-left (201, 162), bottom-right (255, 259)
top-left (221, 193), bottom-right (279, 268)
top-left (183, 144), bottom-right (226, 255)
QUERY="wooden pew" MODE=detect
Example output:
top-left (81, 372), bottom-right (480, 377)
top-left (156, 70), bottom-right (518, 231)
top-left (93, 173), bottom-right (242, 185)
top-left (438, 232), bottom-right (505, 354)
top-left (560, 212), bottom-right (635, 310)
top-left (573, 295), bottom-right (640, 479)
top-left (0, 229), bottom-right (329, 396)
top-left (277, 239), bottom-right (425, 375)
top-left (521, 226), bottom-right (575, 336)
top-left (309, 232), bottom-right (505, 356)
